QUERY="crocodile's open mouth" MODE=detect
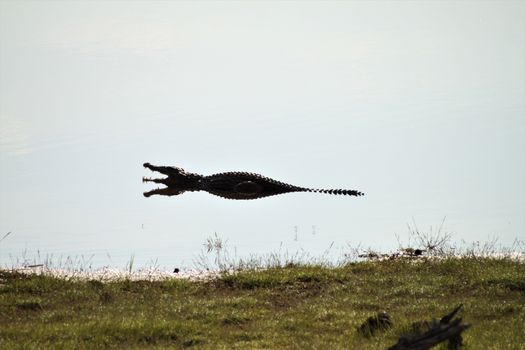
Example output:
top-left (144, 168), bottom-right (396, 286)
top-left (142, 163), bottom-right (165, 183)
top-left (142, 163), bottom-right (175, 197)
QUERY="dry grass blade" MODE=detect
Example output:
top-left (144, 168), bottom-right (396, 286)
top-left (0, 231), bottom-right (12, 243)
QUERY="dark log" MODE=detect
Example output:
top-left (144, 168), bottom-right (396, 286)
top-left (388, 305), bottom-right (470, 350)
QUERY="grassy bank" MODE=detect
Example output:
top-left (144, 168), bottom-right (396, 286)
top-left (1, 258), bottom-right (524, 349)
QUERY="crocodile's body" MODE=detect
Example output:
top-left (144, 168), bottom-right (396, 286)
top-left (142, 163), bottom-right (364, 200)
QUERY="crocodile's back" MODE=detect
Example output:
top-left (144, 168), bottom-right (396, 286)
top-left (202, 172), bottom-right (306, 200)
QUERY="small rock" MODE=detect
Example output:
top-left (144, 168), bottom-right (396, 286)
top-left (358, 311), bottom-right (392, 336)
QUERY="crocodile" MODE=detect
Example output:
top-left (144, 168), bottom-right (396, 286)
top-left (142, 162), bottom-right (364, 200)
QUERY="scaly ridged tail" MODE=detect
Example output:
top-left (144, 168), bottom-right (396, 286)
top-left (305, 188), bottom-right (364, 196)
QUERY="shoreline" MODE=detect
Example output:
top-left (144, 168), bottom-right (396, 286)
top-left (3, 251), bottom-right (524, 282)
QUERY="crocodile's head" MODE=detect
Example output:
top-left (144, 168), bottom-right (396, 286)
top-left (142, 162), bottom-right (203, 197)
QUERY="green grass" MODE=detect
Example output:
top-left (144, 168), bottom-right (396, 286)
top-left (1, 258), bottom-right (524, 349)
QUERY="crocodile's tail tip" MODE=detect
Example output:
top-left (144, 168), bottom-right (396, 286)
top-left (342, 189), bottom-right (364, 197)
top-left (311, 189), bottom-right (364, 196)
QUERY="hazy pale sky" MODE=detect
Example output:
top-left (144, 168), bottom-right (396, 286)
top-left (0, 1), bottom-right (524, 268)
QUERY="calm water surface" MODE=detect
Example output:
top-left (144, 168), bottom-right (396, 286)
top-left (1, 2), bottom-right (524, 270)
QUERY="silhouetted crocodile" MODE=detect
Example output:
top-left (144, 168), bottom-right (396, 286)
top-left (143, 163), bottom-right (364, 200)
